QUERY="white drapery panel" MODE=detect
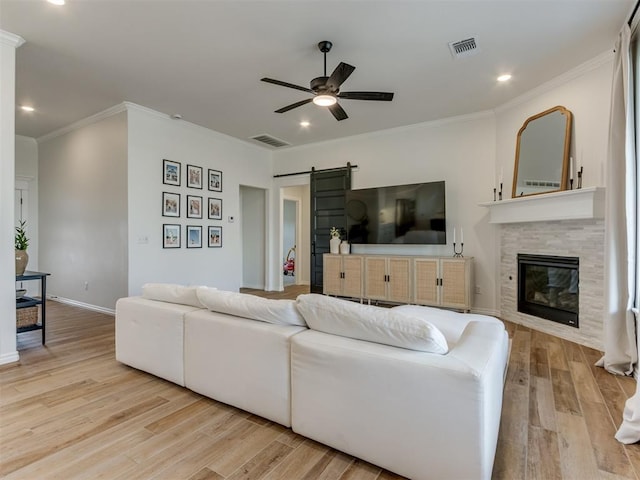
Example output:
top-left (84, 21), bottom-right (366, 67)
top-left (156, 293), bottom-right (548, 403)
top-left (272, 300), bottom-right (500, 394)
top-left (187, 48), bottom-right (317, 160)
top-left (598, 23), bottom-right (640, 444)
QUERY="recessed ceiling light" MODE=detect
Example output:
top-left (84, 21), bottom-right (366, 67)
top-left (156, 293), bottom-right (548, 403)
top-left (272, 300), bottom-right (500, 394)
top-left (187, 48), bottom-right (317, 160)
top-left (20, 105), bottom-right (35, 112)
top-left (47, 0), bottom-right (66, 5)
top-left (300, 121), bottom-right (310, 127)
top-left (497, 74), bottom-right (512, 82)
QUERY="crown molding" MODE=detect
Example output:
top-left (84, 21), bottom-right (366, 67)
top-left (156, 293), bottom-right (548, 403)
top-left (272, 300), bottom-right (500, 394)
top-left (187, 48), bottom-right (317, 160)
top-left (494, 50), bottom-right (614, 114)
top-left (37, 103), bottom-right (127, 143)
top-left (0, 30), bottom-right (25, 48)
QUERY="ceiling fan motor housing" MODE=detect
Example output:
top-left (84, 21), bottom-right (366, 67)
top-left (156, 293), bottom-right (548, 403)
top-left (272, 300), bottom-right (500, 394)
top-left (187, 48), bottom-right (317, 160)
top-left (311, 76), bottom-right (334, 93)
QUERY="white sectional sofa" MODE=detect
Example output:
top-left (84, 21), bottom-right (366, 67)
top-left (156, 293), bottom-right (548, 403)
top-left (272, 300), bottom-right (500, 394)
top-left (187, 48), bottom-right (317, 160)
top-left (115, 284), bottom-right (509, 480)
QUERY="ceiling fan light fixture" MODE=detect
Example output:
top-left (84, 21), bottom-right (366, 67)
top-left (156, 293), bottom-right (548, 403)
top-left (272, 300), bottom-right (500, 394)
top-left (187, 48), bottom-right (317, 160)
top-left (313, 95), bottom-right (337, 107)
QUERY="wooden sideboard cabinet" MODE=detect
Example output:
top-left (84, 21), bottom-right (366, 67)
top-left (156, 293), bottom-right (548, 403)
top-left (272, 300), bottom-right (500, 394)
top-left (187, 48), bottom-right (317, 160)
top-left (364, 256), bottom-right (412, 304)
top-left (323, 254), bottom-right (364, 299)
top-left (323, 254), bottom-right (473, 311)
top-left (414, 257), bottom-right (473, 311)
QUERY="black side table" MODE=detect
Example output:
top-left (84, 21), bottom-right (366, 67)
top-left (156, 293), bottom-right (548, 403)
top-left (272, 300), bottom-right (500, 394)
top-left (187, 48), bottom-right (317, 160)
top-left (16, 271), bottom-right (51, 345)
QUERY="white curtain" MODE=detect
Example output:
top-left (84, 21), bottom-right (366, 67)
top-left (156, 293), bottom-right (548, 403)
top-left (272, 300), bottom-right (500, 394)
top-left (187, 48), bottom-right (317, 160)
top-left (598, 23), bottom-right (640, 444)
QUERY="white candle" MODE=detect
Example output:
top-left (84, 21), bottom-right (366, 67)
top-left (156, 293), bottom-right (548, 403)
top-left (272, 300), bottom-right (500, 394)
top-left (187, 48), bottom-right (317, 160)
top-left (453, 228), bottom-right (456, 244)
top-left (461, 228), bottom-right (464, 244)
top-left (570, 156), bottom-right (574, 181)
top-left (499, 167), bottom-right (503, 184)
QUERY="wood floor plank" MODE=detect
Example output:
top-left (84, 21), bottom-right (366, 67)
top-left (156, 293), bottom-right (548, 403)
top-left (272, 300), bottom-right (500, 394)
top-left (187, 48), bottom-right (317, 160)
top-left (526, 425), bottom-right (562, 480)
top-left (529, 375), bottom-right (557, 432)
top-left (550, 368), bottom-right (581, 416)
top-left (299, 450), bottom-right (354, 480)
top-left (556, 411), bottom-right (601, 480)
top-left (227, 440), bottom-right (294, 480)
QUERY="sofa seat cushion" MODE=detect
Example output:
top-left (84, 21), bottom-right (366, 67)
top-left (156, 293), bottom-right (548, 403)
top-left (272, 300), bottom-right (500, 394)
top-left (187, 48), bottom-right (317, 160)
top-left (184, 309), bottom-right (306, 427)
top-left (142, 283), bottom-right (205, 308)
top-left (296, 294), bottom-right (448, 354)
top-left (196, 287), bottom-right (306, 326)
top-left (392, 304), bottom-right (503, 347)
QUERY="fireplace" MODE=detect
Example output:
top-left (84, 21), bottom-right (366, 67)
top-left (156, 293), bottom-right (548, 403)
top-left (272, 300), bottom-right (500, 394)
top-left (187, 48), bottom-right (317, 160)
top-left (517, 254), bottom-right (579, 328)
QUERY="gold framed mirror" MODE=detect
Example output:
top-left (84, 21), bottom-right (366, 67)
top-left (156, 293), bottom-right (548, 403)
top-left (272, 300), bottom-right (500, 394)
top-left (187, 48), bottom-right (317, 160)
top-left (512, 105), bottom-right (572, 198)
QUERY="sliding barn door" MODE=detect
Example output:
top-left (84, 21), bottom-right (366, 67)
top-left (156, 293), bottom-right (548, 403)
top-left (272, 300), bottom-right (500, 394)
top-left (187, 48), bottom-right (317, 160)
top-left (310, 167), bottom-right (351, 293)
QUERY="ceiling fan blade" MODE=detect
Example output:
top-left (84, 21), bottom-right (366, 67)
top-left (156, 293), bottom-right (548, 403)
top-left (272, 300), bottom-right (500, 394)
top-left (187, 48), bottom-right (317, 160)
top-left (326, 62), bottom-right (356, 91)
top-left (338, 91), bottom-right (394, 101)
top-left (261, 78), bottom-right (314, 94)
top-left (275, 98), bottom-right (313, 113)
top-left (328, 102), bottom-right (348, 121)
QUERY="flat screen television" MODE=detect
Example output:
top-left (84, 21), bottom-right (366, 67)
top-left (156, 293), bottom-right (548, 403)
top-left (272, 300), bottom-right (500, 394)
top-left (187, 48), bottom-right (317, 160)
top-left (345, 181), bottom-right (446, 245)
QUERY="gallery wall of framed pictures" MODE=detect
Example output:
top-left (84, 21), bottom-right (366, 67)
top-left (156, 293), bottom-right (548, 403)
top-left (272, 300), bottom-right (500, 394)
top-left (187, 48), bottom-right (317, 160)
top-left (162, 158), bottom-right (224, 249)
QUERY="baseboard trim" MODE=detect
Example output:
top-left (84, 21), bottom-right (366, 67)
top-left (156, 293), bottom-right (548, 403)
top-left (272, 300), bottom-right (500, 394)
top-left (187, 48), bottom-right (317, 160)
top-left (49, 296), bottom-right (115, 316)
top-left (470, 307), bottom-right (500, 317)
top-left (0, 351), bottom-right (20, 365)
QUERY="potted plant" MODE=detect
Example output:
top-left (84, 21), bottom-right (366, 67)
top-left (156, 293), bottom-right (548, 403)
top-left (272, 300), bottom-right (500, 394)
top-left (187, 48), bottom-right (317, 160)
top-left (15, 220), bottom-right (29, 275)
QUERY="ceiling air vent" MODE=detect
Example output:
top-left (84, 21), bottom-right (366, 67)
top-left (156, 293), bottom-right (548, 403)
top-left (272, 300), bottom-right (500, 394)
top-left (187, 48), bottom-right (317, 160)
top-left (250, 134), bottom-right (290, 148)
top-left (448, 37), bottom-right (479, 59)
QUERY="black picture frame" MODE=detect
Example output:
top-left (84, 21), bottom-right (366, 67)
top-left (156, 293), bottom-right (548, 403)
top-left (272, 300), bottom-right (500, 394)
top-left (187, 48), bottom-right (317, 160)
top-left (208, 226), bottom-right (222, 248)
top-left (163, 159), bottom-right (181, 186)
top-left (208, 197), bottom-right (222, 220)
top-left (187, 195), bottom-right (203, 219)
top-left (187, 164), bottom-right (203, 189)
top-left (186, 225), bottom-right (202, 248)
top-left (162, 192), bottom-right (180, 217)
top-left (163, 224), bottom-right (181, 248)
top-left (208, 169), bottom-right (222, 192)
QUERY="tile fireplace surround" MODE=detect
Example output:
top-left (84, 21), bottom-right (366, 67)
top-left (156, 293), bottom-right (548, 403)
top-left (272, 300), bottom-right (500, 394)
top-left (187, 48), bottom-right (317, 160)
top-left (481, 187), bottom-right (605, 350)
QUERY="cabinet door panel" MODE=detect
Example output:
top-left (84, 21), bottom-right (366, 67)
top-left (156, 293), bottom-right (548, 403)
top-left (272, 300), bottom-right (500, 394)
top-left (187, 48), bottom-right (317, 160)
top-left (441, 259), bottom-right (467, 308)
top-left (323, 255), bottom-right (343, 295)
top-left (342, 256), bottom-right (363, 298)
top-left (414, 259), bottom-right (439, 305)
top-left (364, 257), bottom-right (387, 300)
top-left (388, 258), bottom-right (411, 303)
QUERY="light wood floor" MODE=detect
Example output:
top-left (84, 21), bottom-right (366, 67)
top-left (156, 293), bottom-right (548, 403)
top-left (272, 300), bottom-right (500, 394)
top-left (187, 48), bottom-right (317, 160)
top-left (1, 288), bottom-right (639, 480)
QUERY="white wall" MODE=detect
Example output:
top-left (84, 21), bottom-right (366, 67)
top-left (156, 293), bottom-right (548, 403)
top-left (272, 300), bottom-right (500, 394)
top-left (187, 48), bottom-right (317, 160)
top-left (38, 111), bottom-right (128, 312)
top-left (241, 185), bottom-right (266, 289)
top-left (15, 135), bottom-right (38, 277)
top-left (0, 30), bottom-right (24, 365)
top-left (272, 112), bottom-right (498, 314)
top-left (127, 104), bottom-right (273, 294)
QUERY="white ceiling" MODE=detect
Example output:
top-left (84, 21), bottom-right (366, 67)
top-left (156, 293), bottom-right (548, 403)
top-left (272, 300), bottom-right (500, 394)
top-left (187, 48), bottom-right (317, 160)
top-left (1, 0), bottom-right (633, 149)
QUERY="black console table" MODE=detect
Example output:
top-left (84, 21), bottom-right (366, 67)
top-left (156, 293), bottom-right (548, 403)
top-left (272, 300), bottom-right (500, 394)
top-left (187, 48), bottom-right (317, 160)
top-left (16, 271), bottom-right (50, 345)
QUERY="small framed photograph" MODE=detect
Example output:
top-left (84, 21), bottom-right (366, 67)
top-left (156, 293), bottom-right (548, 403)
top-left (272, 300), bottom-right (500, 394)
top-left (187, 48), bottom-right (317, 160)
top-left (163, 159), bottom-right (181, 186)
top-left (163, 224), bottom-right (181, 248)
top-left (208, 197), bottom-right (222, 220)
top-left (187, 195), bottom-right (203, 219)
top-left (162, 192), bottom-right (180, 217)
top-left (208, 226), bottom-right (222, 248)
top-left (187, 164), bottom-right (203, 189)
top-left (208, 169), bottom-right (222, 192)
top-left (186, 225), bottom-right (202, 248)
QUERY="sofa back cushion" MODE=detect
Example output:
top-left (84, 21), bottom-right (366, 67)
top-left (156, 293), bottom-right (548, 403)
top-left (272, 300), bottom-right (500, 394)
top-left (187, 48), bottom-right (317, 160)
top-left (196, 287), bottom-right (307, 326)
top-left (142, 283), bottom-right (205, 308)
top-left (296, 294), bottom-right (448, 354)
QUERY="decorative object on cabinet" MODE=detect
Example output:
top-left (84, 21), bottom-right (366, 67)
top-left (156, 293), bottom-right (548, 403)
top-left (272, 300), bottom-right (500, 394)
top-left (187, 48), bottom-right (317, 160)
top-left (16, 271), bottom-right (50, 345)
top-left (208, 226), bottom-right (222, 248)
top-left (329, 226), bottom-right (341, 254)
top-left (187, 195), bottom-right (203, 219)
top-left (186, 225), bottom-right (202, 248)
top-left (163, 224), bottom-right (181, 248)
top-left (187, 164), bottom-right (203, 189)
top-left (452, 227), bottom-right (464, 257)
top-left (15, 220), bottom-right (29, 275)
top-left (340, 241), bottom-right (350, 254)
top-left (162, 192), bottom-right (180, 217)
top-left (208, 197), bottom-right (222, 220)
top-left (208, 169), bottom-right (222, 192)
top-left (512, 105), bottom-right (572, 198)
top-left (163, 159), bottom-right (181, 186)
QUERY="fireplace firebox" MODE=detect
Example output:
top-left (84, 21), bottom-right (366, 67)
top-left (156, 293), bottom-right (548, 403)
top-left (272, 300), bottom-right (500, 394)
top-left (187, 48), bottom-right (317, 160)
top-left (517, 254), bottom-right (579, 328)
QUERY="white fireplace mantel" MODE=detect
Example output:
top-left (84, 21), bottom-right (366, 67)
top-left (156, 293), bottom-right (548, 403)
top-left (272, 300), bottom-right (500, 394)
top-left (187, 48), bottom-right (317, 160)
top-left (478, 187), bottom-right (605, 224)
